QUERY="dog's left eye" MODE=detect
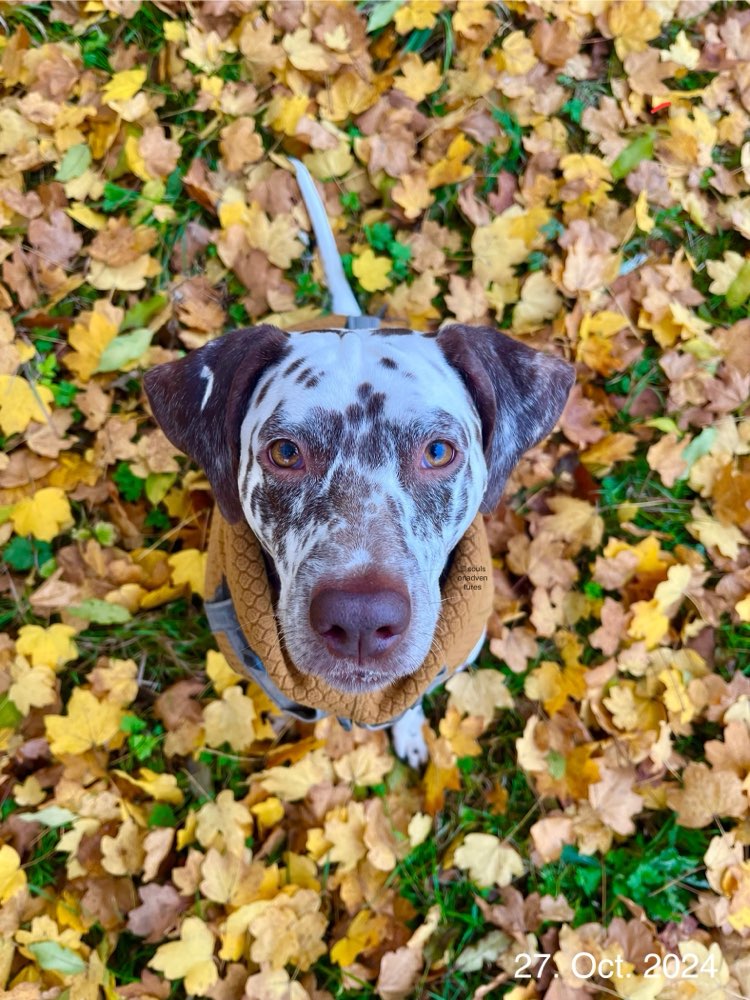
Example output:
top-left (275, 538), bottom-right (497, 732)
top-left (422, 440), bottom-right (456, 468)
top-left (268, 439), bottom-right (304, 469)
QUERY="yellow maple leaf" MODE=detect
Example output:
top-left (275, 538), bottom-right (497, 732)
top-left (445, 669), bottom-right (512, 723)
top-left (408, 812), bottom-right (433, 847)
top-left (666, 762), bottom-right (746, 828)
top-left (245, 889), bottom-right (327, 970)
top-left (65, 303), bottom-right (120, 381)
top-left (102, 68), bottom-right (147, 105)
top-left (203, 685), bottom-right (257, 752)
top-left (0, 844), bottom-right (27, 903)
top-left (163, 20), bottom-right (186, 43)
top-left (15, 623), bottom-right (78, 669)
top-left (11, 487), bottom-right (73, 542)
top-left (499, 30), bottom-right (537, 75)
top-left (266, 93), bottom-right (310, 136)
top-left (206, 649), bottom-right (242, 693)
top-left (282, 28), bottom-right (334, 73)
top-left (91, 657), bottom-right (139, 705)
top-left (352, 248), bottom-right (392, 292)
top-left (149, 916), bottom-right (218, 995)
top-left (180, 25), bottom-right (234, 72)
top-left (330, 909), bottom-right (384, 966)
top-left (304, 138), bottom-right (355, 179)
top-left (45, 688), bottom-right (123, 756)
top-left (0, 375), bottom-right (54, 436)
top-left (439, 707), bottom-right (484, 757)
top-left (196, 789), bottom-right (253, 856)
top-left (9, 658), bottom-right (56, 715)
top-left (525, 659), bottom-right (587, 714)
top-left (244, 969), bottom-right (311, 1000)
top-left (116, 768), bottom-right (184, 805)
top-left (318, 70), bottom-right (377, 122)
top-left (635, 189), bottom-right (654, 233)
top-left (654, 564), bottom-right (692, 613)
top-left (395, 0), bottom-right (442, 33)
top-left (250, 796), bottom-right (285, 833)
top-left (392, 171), bottom-right (432, 220)
top-left (423, 760), bottom-right (461, 815)
top-left (541, 496), bottom-right (605, 550)
top-left (454, 833), bottom-right (524, 888)
top-left (561, 153), bottom-right (612, 189)
top-left (577, 310), bottom-right (628, 374)
top-left (323, 802), bottom-right (366, 872)
top-left (512, 271), bottom-right (562, 334)
top-left (472, 210), bottom-right (528, 286)
top-left (687, 508), bottom-right (748, 559)
top-left (580, 432), bottom-right (638, 475)
top-left (314, 24), bottom-right (344, 51)
top-left (333, 743), bottom-right (395, 787)
top-left (168, 549), bottom-right (207, 597)
top-left (88, 253), bottom-right (161, 292)
top-left (427, 133), bottom-right (474, 188)
top-left (628, 599), bottom-right (669, 650)
top-left (123, 133), bottom-right (152, 182)
top-left (604, 535), bottom-right (666, 577)
top-left (658, 668), bottom-right (696, 725)
top-left (608, 1), bottom-right (662, 59)
top-left (736, 594), bottom-right (750, 622)
top-left (394, 55), bottom-right (443, 102)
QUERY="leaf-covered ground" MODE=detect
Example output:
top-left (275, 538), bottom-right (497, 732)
top-left (2, 1), bottom-right (750, 998)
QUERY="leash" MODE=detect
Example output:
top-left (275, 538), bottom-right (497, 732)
top-left (288, 157), bottom-right (381, 331)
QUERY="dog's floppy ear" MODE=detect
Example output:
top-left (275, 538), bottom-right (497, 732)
top-left (437, 324), bottom-right (575, 514)
top-left (143, 324), bottom-right (290, 523)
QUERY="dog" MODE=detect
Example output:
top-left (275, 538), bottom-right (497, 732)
top-left (144, 161), bottom-right (574, 766)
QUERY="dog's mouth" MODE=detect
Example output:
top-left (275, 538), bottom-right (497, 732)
top-left (297, 653), bottom-right (421, 694)
top-left (271, 552), bottom-right (446, 695)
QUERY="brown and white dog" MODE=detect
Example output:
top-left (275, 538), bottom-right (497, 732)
top-left (144, 161), bottom-right (574, 765)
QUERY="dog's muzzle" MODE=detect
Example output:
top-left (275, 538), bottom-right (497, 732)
top-left (203, 510), bottom-right (494, 727)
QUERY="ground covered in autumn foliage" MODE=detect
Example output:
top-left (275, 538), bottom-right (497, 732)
top-left (2, 0), bottom-right (750, 997)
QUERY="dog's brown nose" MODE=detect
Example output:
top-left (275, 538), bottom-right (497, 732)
top-left (310, 587), bottom-right (411, 660)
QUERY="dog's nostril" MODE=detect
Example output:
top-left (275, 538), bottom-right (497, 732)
top-left (324, 626), bottom-right (347, 643)
top-left (375, 626), bottom-right (394, 639)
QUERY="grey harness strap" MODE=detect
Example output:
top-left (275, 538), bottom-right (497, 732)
top-left (205, 584), bottom-right (446, 732)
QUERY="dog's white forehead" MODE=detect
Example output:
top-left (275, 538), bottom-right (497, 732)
top-left (251, 328), bottom-right (478, 428)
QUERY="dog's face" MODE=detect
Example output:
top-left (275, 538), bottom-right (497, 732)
top-left (236, 330), bottom-right (487, 692)
top-left (144, 324), bottom-right (574, 694)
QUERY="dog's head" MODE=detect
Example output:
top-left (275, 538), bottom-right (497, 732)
top-left (144, 324), bottom-right (573, 693)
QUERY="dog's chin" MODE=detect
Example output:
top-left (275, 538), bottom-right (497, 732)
top-left (312, 663), bottom-right (401, 695)
top-left (288, 641), bottom-right (431, 695)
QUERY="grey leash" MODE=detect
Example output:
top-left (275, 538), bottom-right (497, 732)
top-left (288, 157), bottom-right (381, 332)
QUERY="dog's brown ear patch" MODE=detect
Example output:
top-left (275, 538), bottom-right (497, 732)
top-left (143, 325), bottom-right (290, 522)
top-left (437, 324), bottom-right (575, 514)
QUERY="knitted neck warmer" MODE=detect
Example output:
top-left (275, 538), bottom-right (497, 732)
top-left (204, 511), bottom-right (493, 726)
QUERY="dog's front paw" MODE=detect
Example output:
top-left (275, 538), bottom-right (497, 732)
top-left (391, 702), bottom-right (429, 768)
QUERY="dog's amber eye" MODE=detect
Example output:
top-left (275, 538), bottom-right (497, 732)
top-left (422, 440), bottom-right (455, 468)
top-left (268, 439), bottom-right (303, 469)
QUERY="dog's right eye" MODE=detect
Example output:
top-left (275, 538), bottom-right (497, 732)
top-left (268, 439), bottom-right (304, 469)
